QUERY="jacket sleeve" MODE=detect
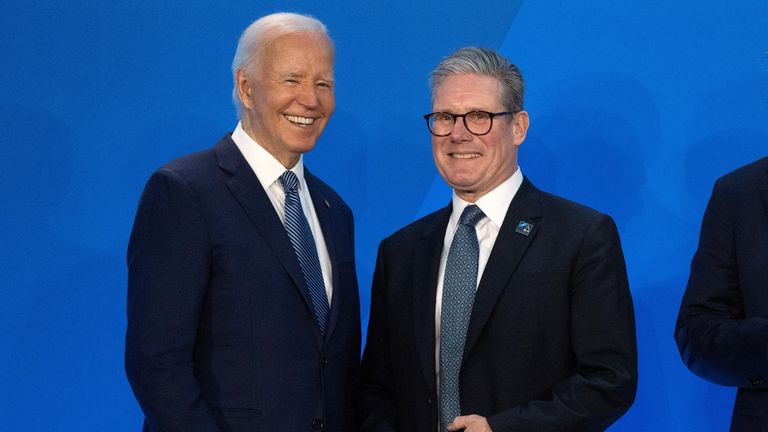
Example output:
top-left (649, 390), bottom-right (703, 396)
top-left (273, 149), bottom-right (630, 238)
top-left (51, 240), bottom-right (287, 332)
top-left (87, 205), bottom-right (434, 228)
top-left (488, 215), bottom-right (638, 432)
top-left (125, 167), bottom-right (221, 431)
top-left (358, 242), bottom-right (399, 432)
top-left (675, 178), bottom-right (768, 388)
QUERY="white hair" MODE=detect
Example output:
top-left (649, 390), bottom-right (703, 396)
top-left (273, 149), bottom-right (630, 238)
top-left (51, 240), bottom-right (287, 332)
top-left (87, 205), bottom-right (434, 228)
top-left (231, 12), bottom-right (333, 113)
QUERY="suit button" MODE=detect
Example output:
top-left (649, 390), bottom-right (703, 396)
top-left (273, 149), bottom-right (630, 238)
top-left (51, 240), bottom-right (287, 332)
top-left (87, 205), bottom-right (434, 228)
top-left (312, 418), bottom-right (324, 430)
top-left (426, 396), bottom-right (433, 405)
top-left (748, 377), bottom-right (764, 388)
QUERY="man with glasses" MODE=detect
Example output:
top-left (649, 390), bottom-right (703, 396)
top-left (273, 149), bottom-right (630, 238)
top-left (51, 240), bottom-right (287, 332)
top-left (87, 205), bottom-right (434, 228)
top-left (359, 47), bottom-right (637, 431)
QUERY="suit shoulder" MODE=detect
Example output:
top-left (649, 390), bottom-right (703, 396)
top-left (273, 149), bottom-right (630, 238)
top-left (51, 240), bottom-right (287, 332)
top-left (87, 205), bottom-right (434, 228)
top-left (161, 147), bottom-right (218, 178)
top-left (382, 207), bottom-right (449, 246)
top-left (705, 156), bottom-right (768, 213)
top-left (716, 156), bottom-right (768, 191)
top-left (538, 189), bottom-right (612, 226)
top-left (149, 135), bottom-right (233, 186)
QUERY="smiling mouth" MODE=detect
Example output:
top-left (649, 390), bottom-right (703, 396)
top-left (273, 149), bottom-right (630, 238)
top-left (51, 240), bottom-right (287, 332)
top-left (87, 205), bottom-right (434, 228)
top-left (284, 114), bottom-right (316, 125)
top-left (449, 152), bottom-right (481, 159)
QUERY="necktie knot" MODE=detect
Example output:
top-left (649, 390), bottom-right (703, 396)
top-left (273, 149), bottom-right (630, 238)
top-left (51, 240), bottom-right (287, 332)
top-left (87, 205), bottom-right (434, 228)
top-left (280, 170), bottom-right (299, 194)
top-left (459, 204), bottom-right (485, 227)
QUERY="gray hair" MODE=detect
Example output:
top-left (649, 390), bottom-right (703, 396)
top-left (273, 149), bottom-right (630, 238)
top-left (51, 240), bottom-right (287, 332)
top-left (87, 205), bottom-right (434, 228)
top-left (430, 47), bottom-right (524, 112)
top-left (231, 12), bottom-right (333, 113)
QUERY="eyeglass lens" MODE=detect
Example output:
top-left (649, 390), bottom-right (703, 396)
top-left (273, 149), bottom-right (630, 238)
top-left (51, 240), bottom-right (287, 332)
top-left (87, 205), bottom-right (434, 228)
top-left (429, 111), bottom-right (493, 136)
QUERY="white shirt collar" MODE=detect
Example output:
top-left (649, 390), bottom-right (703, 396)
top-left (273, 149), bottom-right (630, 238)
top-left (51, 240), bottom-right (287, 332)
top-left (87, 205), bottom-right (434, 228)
top-left (449, 167), bottom-right (524, 228)
top-left (230, 121), bottom-right (305, 190)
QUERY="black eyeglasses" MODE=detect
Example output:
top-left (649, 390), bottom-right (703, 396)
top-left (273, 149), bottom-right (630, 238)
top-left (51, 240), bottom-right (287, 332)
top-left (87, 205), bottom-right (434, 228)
top-left (423, 110), bottom-right (516, 137)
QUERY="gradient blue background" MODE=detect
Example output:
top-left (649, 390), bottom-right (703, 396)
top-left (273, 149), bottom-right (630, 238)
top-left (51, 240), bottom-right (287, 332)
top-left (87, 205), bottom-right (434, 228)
top-left (2, 1), bottom-right (767, 430)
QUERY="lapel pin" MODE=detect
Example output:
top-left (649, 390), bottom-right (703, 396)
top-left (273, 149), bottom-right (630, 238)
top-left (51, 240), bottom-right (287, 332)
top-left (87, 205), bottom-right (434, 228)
top-left (324, 199), bottom-right (331, 208)
top-left (515, 220), bottom-right (533, 236)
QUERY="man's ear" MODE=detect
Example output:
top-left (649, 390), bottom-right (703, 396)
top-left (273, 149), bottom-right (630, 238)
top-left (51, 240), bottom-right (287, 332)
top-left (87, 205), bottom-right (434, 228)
top-left (513, 110), bottom-right (529, 145)
top-left (235, 69), bottom-right (252, 110)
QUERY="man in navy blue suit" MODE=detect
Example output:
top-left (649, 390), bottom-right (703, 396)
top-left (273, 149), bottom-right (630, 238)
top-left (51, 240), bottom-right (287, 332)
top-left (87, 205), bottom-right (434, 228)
top-left (126, 13), bottom-right (360, 432)
top-left (676, 157), bottom-right (768, 431)
top-left (359, 47), bottom-right (637, 432)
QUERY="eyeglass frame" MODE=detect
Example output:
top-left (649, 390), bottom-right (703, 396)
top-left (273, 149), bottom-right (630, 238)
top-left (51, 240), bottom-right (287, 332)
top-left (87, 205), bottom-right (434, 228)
top-left (422, 110), bottom-right (518, 137)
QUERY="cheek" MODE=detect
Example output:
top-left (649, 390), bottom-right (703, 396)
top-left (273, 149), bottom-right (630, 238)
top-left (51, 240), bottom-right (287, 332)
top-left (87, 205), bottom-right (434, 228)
top-left (319, 92), bottom-right (335, 110)
top-left (431, 143), bottom-right (447, 165)
top-left (431, 137), bottom-right (448, 152)
top-left (431, 152), bottom-right (448, 173)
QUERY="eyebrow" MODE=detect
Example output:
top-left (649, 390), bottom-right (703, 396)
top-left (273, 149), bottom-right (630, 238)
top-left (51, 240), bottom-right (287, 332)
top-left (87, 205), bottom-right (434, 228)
top-left (280, 72), bottom-right (333, 81)
top-left (281, 72), bottom-right (303, 79)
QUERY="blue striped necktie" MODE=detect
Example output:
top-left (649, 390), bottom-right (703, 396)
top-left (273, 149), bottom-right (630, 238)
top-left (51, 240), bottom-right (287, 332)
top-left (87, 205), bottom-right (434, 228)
top-left (279, 170), bottom-right (329, 336)
top-left (439, 204), bottom-right (486, 430)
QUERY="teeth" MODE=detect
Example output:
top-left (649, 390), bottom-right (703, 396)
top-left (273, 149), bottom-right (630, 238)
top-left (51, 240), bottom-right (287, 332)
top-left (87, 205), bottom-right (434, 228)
top-left (285, 114), bottom-right (315, 125)
top-left (451, 153), bottom-right (480, 159)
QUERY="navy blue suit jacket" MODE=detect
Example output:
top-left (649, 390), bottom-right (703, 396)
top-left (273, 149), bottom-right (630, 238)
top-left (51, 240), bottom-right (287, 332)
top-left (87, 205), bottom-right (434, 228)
top-left (676, 156), bottom-right (768, 431)
top-left (359, 178), bottom-right (637, 432)
top-left (126, 135), bottom-right (360, 432)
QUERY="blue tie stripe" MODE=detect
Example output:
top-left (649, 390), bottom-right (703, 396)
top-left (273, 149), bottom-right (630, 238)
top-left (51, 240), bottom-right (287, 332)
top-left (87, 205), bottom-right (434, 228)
top-left (280, 171), bottom-right (330, 336)
top-left (439, 204), bottom-right (485, 430)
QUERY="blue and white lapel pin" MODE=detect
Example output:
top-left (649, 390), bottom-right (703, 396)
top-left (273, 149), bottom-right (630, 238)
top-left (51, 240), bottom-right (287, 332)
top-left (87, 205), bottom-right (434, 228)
top-left (515, 220), bottom-right (533, 236)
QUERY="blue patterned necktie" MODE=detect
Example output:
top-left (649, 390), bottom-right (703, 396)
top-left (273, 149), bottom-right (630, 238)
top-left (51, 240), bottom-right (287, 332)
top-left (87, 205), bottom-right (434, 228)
top-left (279, 170), bottom-right (330, 336)
top-left (439, 204), bottom-right (486, 430)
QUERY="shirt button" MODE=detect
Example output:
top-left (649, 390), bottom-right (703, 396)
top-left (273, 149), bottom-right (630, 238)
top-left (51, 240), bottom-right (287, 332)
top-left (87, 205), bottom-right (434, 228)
top-left (312, 418), bottom-right (324, 430)
top-left (321, 357), bottom-right (329, 367)
top-left (748, 377), bottom-right (764, 388)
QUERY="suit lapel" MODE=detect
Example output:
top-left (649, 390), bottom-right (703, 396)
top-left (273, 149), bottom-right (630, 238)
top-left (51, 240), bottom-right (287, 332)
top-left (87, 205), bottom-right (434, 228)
top-left (463, 178), bottom-right (543, 358)
top-left (413, 205), bottom-right (451, 396)
top-left (214, 137), bottom-right (318, 341)
top-left (305, 170), bottom-right (343, 343)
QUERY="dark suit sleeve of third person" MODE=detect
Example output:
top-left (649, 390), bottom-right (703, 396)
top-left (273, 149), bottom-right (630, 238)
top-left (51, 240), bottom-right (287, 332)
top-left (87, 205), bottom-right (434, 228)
top-left (675, 175), bottom-right (768, 388)
top-left (485, 214), bottom-right (638, 431)
top-left (125, 167), bottom-right (221, 432)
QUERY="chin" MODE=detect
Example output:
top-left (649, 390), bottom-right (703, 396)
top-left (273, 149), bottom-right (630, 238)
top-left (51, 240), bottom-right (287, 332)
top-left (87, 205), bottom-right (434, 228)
top-left (445, 175), bottom-right (479, 188)
top-left (286, 140), bottom-right (318, 154)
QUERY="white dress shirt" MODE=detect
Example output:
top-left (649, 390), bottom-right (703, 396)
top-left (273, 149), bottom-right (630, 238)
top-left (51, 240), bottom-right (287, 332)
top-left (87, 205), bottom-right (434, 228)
top-left (230, 122), bottom-right (333, 304)
top-left (434, 168), bottom-right (524, 377)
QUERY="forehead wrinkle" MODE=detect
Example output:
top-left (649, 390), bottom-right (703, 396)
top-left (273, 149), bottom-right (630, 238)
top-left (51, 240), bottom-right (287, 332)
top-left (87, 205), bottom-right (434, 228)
top-left (434, 93), bottom-right (492, 113)
top-left (276, 52), bottom-right (333, 75)
top-left (261, 33), bottom-right (333, 71)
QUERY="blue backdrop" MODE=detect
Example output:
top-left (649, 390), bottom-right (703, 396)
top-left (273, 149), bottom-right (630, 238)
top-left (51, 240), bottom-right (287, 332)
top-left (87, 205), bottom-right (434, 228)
top-left (2, 1), bottom-right (767, 430)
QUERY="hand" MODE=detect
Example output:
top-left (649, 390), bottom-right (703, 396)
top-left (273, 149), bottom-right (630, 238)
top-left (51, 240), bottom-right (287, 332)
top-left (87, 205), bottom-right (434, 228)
top-left (447, 414), bottom-right (492, 432)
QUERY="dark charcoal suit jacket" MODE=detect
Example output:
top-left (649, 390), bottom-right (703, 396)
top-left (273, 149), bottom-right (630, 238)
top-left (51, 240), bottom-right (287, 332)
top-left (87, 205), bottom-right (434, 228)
top-left (676, 156), bottom-right (768, 432)
top-left (125, 135), bottom-right (360, 432)
top-left (359, 178), bottom-right (637, 432)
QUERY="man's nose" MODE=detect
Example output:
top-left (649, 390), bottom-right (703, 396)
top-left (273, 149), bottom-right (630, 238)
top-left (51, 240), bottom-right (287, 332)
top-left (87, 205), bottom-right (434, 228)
top-left (297, 84), bottom-right (320, 108)
top-left (450, 116), bottom-right (471, 141)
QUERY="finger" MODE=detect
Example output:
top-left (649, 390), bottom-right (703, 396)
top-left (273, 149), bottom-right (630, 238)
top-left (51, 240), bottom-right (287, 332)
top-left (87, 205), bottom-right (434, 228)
top-left (447, 415), bottom-right (469, 431)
